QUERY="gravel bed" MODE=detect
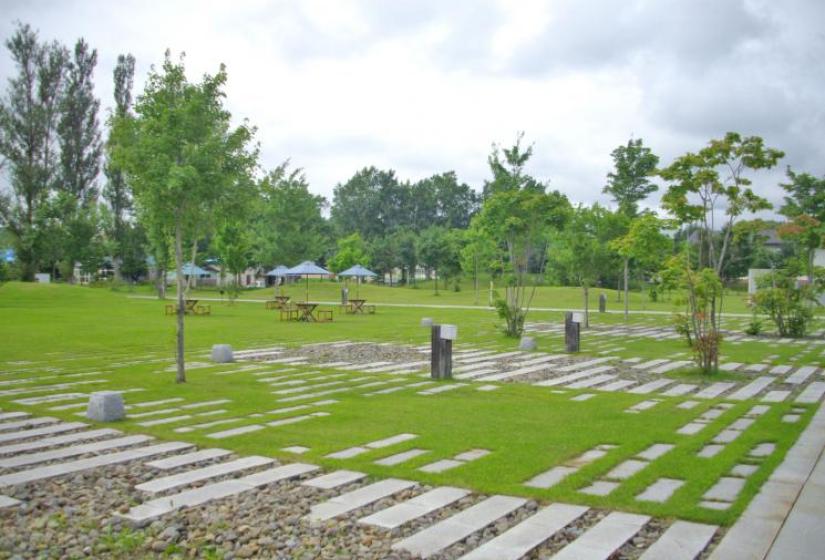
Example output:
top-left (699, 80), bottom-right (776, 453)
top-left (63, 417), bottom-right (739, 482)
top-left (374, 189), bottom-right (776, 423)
top-left (282, 343), bottom-right (426, 366)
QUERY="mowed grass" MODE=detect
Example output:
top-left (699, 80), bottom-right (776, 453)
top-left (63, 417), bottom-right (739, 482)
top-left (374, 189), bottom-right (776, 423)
top-left (0, 282), bottom-right (818, 526)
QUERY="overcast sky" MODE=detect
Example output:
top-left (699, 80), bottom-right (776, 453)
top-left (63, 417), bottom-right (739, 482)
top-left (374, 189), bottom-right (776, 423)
top-left (2, 0), bottom-right (823, 216)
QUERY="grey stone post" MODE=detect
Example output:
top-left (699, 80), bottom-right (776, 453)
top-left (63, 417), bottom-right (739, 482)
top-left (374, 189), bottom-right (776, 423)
top-left (341, 287), bottom-right (349, 305)
top-left (440, 338), bottom-right (453, 379)
top-left (599, 293), bottom-right (606, 313)
top-left (431, 324), bottom-right (442, 379)
top-left (565, 311), bottom-right (580, 353)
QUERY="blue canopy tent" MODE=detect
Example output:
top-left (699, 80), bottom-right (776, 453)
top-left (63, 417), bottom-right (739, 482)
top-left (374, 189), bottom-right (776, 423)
top-left (286, 261), bottom-right (332, 302)
top-left (338, 264), bottom-right (377, 297)
top-left (266, 265), bottom-right (290, 296)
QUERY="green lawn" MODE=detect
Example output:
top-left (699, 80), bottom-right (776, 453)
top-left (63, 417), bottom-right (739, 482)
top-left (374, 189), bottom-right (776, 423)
top-left (0, 282), bottom-right (819, 527)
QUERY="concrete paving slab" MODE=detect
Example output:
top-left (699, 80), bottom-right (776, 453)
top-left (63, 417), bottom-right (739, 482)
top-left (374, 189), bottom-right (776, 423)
top-left (136, 456), bottom-right (273, 493)
top-left (636, 478), bottom-right (684, 503)
top-left (0, 434), bottom-right (153, 468)
top-left (552, 512), bottom-right (650, 560)
top-left (795, 382), bottom-right (825, 404)
top-left (698, 444), bottom-right (725, 458)
top-left (366, 433), bottom-right (418, 449)
top-left (728, 377), bottom-right (774, 401)
top-left (606, 459), bottom-right (648, 480)
top-left (763, 390), bottom-right (790, 403)
top-left (694, 383), bottom-right (735, 399)
top-left (677, 400), bottom-right (700, 409)
top-left (639, 521), bottom-right (717, 560)
top-left (525, 465), bottom-right (576, 489)
top-left (662, 384), bottom-right (697, 397)
top-left (303, 470), bottom-right (366, 489)
top-left (458, 503), bottom-right (589, 560)
top-left (628, 380), bottom-right (673, 394)
top-left (637, 444), bottom-right (674, 461)
top-left (731, 464), bottom-right (759, 477)
top-left (598, 379), bottom-right (636, 392)
top-left (0, 494), bottom-right (21, 508)
top-left (0, 416), bottom-right (60, 433)
top-left (677, 422), bottom-right (706, 436)
top-left (0, 441), bottom-right (193, 487)
top-left (359, 486), bottom-right (470, 529)
top-left (0, 421), bottom-right (87, 444)
top-left (119, 462), bottom-right (318, 525)
top-left (581, 480), bottom-right (619, 496)
top-left (282, 446), bottom-right (309, 454)
top-left (454, 449), bottom-right (490, 462)
top-left (703, 477), bottom-right (745, 502)
top-left (306, 478), bottom-right (417, 522)
top-left (205, 424), bottom-right (263, 439)
top-left (392, 495), bottom-right (527, 558)
top-left (786, 366), bottom-right (817, 385)
top-left (146, 448), bottom-right (232, 470)
top-left (375, 448), bottom-right (429, 466)
top-left (420, 459), bottom-right (463, 473)
top-left (750, 443), bottom-right (776, 457)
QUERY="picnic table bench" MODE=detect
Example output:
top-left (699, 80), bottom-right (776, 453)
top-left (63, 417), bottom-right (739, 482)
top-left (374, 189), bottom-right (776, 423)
top-left (266, 296), bottom-right (291, 310)
top-left (345, 299), bottom-right (376, 315)
top-left (164, 299), bottom-right (211, 316)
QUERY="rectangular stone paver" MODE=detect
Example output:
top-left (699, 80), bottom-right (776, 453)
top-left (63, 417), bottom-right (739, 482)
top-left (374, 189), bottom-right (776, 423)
top-left (769, 365), bottom-right (792, 375)
top-left (326, 446), bottom-right (367, 459)
top-left (525, 465), bottom-right (576, 489)
top-left (637, 444), bottom-right (675, 461)
top-left (552, 512), bottom-right (650, 560)
top-left (628, 380), bottom-right (673, 394)
top-left (359, 486), bottom-right (470, 529)
top-left (694, 383), bottom-right (735, 399)
top-left (728, 377), bottom-right (773, 401)
top-left (458, 503), bottom-right (590, 560)
top-left (606, 459), bottom-right (648, 480)
top-left (703, 477), bottom-right (745, 502)
top-left (677, 422), bottom-right (706, 436)
top-left (146, 448), bottom-right (231, 470)
top-left (0, 434), bottom-right (153, 468)
top-left (762, 390), bottom-right (790, 403)
top-left (392, 495), bottom-right (527, 558)
top-left (639, 521), bottom-right (717, 560)
top-left (0, 417), bottom-right (60, 433)
top-left (119, 462), bottom-right (318, 525)
top-left (303, 470), bottom-right (366, 489)
top-left (136, 455), bottom-right (273, 494)
top-left (0, 421), bottom-right (88, 444)
top-left (366, 433), bottom-right (417, 449)
top-left (0, 441), bottom-right (193, 487)
top-left (786, 366), bottom-right (817, 385)
top-left (598, 379), bottom-right (636, 392)
top-left (661, 384), bottom-right (697, 397)
top-left (636, 478), bottom-right (685, 503)
top-left (0, 495), bottom-right (22, 508)
top-left (420, 459), bottom-right (463, 473)
top-left (375, 448), bottom-right (429, 466)
top-left (306, 478), bottom-right (417, 521)
top-left (206, 424), bottom-right (263, 440)
top-left (0, 428), bottom-right (119, 456)
top-left (581, 480), bottom-right (619, 496)
top-left (795, 382), bottom-right (825, 404)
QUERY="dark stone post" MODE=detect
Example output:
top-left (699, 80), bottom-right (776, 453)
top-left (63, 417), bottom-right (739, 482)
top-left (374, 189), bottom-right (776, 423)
top-left (599, 293), bottom-right (606, 313)
top-left (565, 311), bottom-right (580, 353)
top-left (431, 324), bottom-right (442, 379)
top-left (440, 338), bottom-right (453, 379)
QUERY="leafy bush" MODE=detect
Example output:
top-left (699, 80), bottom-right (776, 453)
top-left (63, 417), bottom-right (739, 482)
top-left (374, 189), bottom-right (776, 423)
top-left (745, 316), bottom-right (763, 336)
top-left (753, 267), bottom-right (823, 338)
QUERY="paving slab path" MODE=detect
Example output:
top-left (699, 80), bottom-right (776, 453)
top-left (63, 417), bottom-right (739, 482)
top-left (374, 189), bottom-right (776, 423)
top-left (306, 478), bottom-right (417, 522)
top-left (392, 495), bottom-right (527, 558)
top-left (359, 486), bottom-right (470, 529)
top-left (552, 511), bottom-right (650, 560)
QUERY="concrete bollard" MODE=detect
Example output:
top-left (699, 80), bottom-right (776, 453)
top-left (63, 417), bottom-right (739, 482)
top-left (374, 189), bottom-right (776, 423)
top-left (565, 312), bottom-right (581, 353)
top-left (599, 293), bottom-right (607, 313)
top-left (420, 317), bottom-right (433, 327)
top-left (211, 344), bottom-right (234, 363)
top-left (519, 336), bottom-right (536, 351)
top-left (86, 391), bottom-right (125, 422)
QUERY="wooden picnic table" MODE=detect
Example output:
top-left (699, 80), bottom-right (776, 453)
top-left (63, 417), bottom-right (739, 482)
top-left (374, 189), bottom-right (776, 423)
top-left (295, 302), bottom-right (318, 322)
top-left (275, 295), bottom-right (291, 305)
top-left (265, 295), bottom-right (292, 310)
top-left (348, 298), bottom-right (367, 314)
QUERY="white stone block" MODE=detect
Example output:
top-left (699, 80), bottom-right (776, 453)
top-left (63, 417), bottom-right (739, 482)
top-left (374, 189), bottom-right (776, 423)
top-left (86, 391), bottom-right (125, 422)
top-left (519, 336), bottom-right (537, 351)
top-left (210, 344), bottom-right (234, 363)
top-left (420, 317), bottom-right (433, 327)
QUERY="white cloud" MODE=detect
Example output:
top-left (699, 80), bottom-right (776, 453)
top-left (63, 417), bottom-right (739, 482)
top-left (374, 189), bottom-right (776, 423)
top-left (0, 0), bottom-right (821, 218)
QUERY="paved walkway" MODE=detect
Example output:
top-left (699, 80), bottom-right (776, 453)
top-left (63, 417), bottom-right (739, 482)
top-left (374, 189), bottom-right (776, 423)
top-left (710, 401), bottom-right (825, 559)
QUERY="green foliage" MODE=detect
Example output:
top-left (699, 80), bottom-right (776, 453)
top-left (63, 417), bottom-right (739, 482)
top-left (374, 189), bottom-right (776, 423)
top-left (416, 226), bottom-right (462, 295)
top-left (97, 527), bottom-right (146, 555)
top-left (252, 164), bottom-right (328, 267)
top-left (745, 316), bottom-right (763, 336)
top-left (328, 232), bottom-right (370, 273)
top-left (368, 235), bottom-right (399, 280)
top-left (603, 137), bottom-right (659, 217)
top-left (753, 267), bottom-right (824, 337)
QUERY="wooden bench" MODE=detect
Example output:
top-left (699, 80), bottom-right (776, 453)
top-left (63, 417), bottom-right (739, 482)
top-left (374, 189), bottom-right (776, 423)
top-left (164, 305), bottom-right (176, 315)
top-left (316, 309), bottom-right (333, 322)
top-left (279, 308), bottom-right (299, 321)
top-left (265, 300), bottom-right (280, 310)
top-left (194, 305), bottom-right (211, 316)
top-left (365, 305), bottom-right (376, 314)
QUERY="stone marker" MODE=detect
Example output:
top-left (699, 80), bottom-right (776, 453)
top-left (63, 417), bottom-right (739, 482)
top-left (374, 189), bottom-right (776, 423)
top-left (420, 317), bottom-right (433, 327)
top-left (519, 336), bottom-right (536, 351)
top-left (86, 391), bottom-right (125, 422)
top-left (599, 293), bottom-right (607, 313)
top-left (565, 312), bottom-right (580, 353)
top-left (341, 287), bottom-right (349, 305)
top-left (210, 344), bottom-right (234, 363)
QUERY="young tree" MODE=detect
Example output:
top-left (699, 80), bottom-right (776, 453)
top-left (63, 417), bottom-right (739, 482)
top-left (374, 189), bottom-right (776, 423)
top-left (603, 138), bottom-right (659, 217)
top-left (392, 228), bottom-right (418, 285)
top-left (369, 235), bottom-right (399, 285)
top-left (658, 132), bottom-right (782, 372)
top-left (214, 219), bottom-right (251, 301)
top-left (460, 223), bottom-right (502, 305)
top-left (112, 53), bottom-right (258, 383)
top-left (0, 24), bottom-right (68, 280)
top-left (779, 168), bottom-right (825, 281)
top-left (477, 135), bottom-right (571, 336)
top-left (609, 213), bottom-right (672, 319)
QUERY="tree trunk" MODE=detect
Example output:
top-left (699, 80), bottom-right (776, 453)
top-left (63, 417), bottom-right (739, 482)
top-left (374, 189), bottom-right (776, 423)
top-left (473, 254), bottom-right (479, 305)
top-left (157, 267), bottom-right (167, 299)
top-left (623, 258), bottom-right (629, 321)
top-left (174, 224), bottom-right (186, 384)
top-left (583, 285), bottom-right (590, 328)
top-left (616, 275), bottom-right (621, 302)
top-left (433, 268), bottom-right (439, 295)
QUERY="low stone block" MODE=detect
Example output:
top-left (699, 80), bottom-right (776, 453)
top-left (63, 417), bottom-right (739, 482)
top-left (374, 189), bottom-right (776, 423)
top-left (86, 391), bottom-right (125, 422)
top-left (210, 344), bottom-right (234, 363)
top-left (519, 336), bottom-right (537, 351)
top-left (420, 317), bottom-right (433, 327)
